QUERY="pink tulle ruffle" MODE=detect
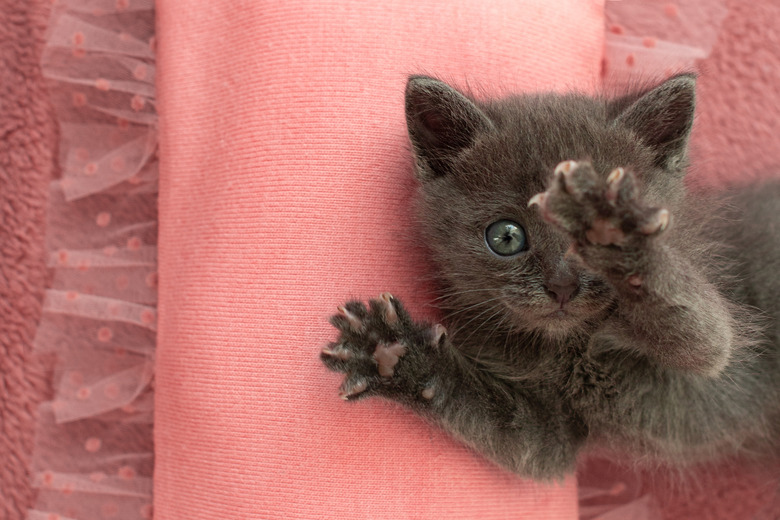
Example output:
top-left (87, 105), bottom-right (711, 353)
top-left (604, 0), bottom-right (727, 82)
top-left (30, 1), bottom-right (156, 519)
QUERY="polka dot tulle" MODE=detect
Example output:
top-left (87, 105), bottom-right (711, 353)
top-left (603, 0), bottom-right (728, 82)
top-left (30, 1), bottom-right (156, 519)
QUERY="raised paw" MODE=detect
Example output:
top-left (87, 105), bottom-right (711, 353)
top-left (528, 160), bottom-right (670, 247)
top-left (320, 293), bottom-right (445, 401)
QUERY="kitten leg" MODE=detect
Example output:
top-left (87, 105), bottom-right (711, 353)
top-left (530, 161), bottom-right (737, 375)
top-left (321, 293), bottom-right (584, 480)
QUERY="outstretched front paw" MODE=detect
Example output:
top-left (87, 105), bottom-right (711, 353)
top-left (320, 293), bottom-right (446, 401)
top-left (529, 160), bottom-right (670, 247)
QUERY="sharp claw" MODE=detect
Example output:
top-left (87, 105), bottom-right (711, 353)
top-left (321, 345), bottom-right (352, 361)
top-left (430, 324), bottom-right (447, 347)
top-left (339, 378), bottom-right (368, 400)
top-left (640, 209), bottom-right (670, 235)
top-left (606, 167), bottom-right (625, 185)
top-left (606, 167), bottom-right (625, 203)
top-left (337, 305), bottom-right (363, 330)
top-left (563, 243), bottom-right (581, 260)
top-left (554, 160), bottom-right (577, 177)
top-left (656, 209), bottom-right (670, 232)
top-left (528, 192), bottom-right (546, 208)
top-left (379, 292), bottom-right (398, 324)
top-left (555, 160), bottom-right (579, 194)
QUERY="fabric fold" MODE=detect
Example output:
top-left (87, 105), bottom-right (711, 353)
top-left (155, 1), bottom-right (604, 518)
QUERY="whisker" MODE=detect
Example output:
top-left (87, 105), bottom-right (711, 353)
top-left (441, 296), bottom-right (505, 321)
top-left (430, 287), bottom-right (504, 303)
top-left (451, 302), bottom-right (503, 338)
top-left (460, 304), bottom-right (509, 360)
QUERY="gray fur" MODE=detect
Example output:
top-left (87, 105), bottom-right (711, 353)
top-left (321, 75), bottom-right (780, 480)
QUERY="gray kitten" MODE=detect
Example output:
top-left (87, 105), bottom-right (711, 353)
top-left (320, 74), bottom-right (780, 480)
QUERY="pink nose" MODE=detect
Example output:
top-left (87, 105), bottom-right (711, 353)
top-left (545, 282), bottom-right (578, 304)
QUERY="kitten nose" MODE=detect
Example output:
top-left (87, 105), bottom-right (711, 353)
top-left (545, 255), bottom-right (580, 304)
top-left (545, 281), bottom-right (579, 305)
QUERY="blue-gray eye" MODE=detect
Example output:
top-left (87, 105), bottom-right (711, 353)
top-left (485, 220), bottom-right (527, 256)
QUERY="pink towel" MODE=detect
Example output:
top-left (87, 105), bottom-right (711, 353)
top-left (155, 0), bottom-right (603, 517)
top-left (595, 1), bottom-right (780, 518)
top-left (0, 0), bottom-right (56, 518)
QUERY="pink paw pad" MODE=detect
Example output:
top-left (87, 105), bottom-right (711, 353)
top-left (421, 386), bottom-right (436, 400)
top-left (627, 274), bottom-right (643, 288)
top-left (373, 342), bottom-right (407, 378)
top-left (586, 218), bottom-right (625, 245)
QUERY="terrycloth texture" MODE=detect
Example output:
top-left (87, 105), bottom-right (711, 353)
top-left (694, 0), bottom-right (780, 186)
top-left (603, 0), bottom-right (780, 185)
top-left (155, 1), bottom-right (603, 518)
top-left (601, 1), bottom-right (780, 518)
top-left (656, 0), bottom-right (780, 517)
top-left (0, 0), bottom-right (56, 518)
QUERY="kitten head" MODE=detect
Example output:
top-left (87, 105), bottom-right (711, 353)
top-left (405, 74), bottom-right (696, 339)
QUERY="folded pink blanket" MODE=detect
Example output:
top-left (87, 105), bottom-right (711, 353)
top-left (155, 0), bottom-right (602, 517)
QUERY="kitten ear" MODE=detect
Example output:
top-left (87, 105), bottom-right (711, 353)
top-left (612, 74), bottom-right (696, 169)
top-left (405, 76), bottom-right (494, 180)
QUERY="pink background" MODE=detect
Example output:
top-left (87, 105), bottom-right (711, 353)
top-left (3, 0), bottom-right (780, 519)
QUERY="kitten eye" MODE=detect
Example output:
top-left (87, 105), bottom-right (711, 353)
top-left (485, 220), bottom-right (527, 256)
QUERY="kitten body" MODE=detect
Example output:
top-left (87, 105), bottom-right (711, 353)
top-left (322, 75), bottom-right (780, 480)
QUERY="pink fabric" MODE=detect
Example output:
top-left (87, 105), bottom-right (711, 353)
top-left (693, 0), bottom-right (780, 187)
top-left (0, 1), bottom-right (56, 518)
top-left (603, 0), bottom-right (728, 81)
top-left (0, 1), bottom-right (773, 519)
top-left (652, 0), bottom-right (780, 517)
top-left (155, 1), bottom-right (603, 518)
top-left (1, 0), bottom-right (776, 519)
top-left (597, 1), bottom-right (780, 518)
